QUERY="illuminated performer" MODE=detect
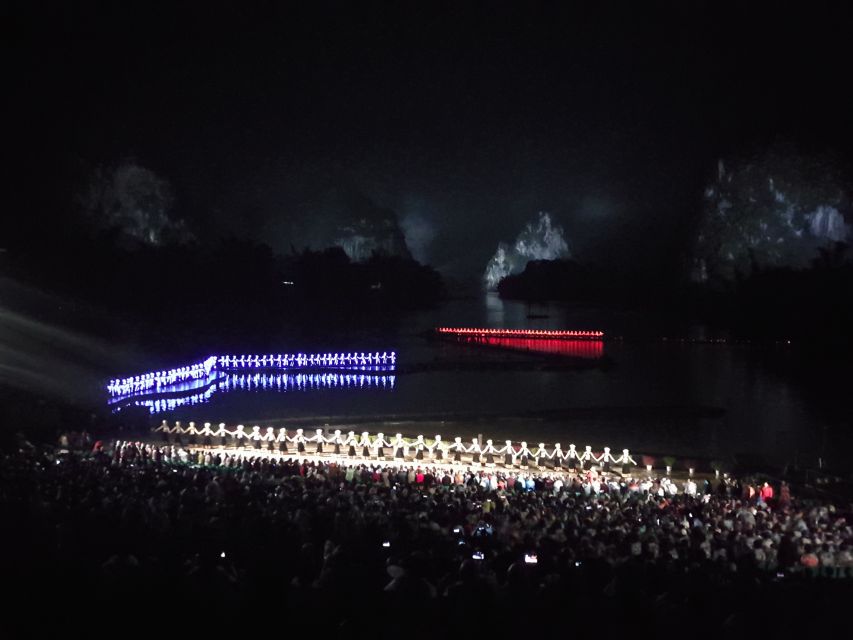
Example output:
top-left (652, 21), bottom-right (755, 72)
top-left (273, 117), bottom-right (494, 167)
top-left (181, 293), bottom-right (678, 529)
top-left (373, 433), bottom-right (388, 458)
top-left (602, 447), bottom-right (612, 473)
top-left (430, 435), bottom-right (444, 461)
top-left (173, 421), bottom-right (184, 446)
top-left (186, 422), bottom-right (200, 446)
top-left (359, 431), bottom-right (371, 458)
top-left (215, 423), bottom-right (228, 448)
top-left (504, 440), bottom-right (516, 466)
top-left (154, 420), bottom-right (170, 441)
top-left (581, 445), bottom-right (594, 470)
top-left (250, 426), bottom-right (263, 450)
top-left (620, 449), bottom-right (633, 475)
top-left (276, 428), bottom-right (289, 453)
top-left (566, 444), bottom-right (578, 470)
top-left (200, 422), bottom-right (214, 448)
top-left (518, 441), bottom-right (532, 468)
top-left (314, 429), bottom-right (325, 454)
top-left (393, 434), bottom-right (406, 460)
top-left (346, 431), bottom-right (358, 457)
top-left (294, 428), bottom-right (307, 454)
top-left (233, 424), bottom-right (248, 449)
top-left (332, 430), bottom-right (343, 456)
top-left (451, 437), bottom-right (465, 463)
top-left (552, 443), bottom-right (563, 469)
top-left (533, 443), bottom-right (549, 468)
top-left (482, 439), bottom-right (496, 466)
top-left (469, 438), bottom-right (483, 464)
top-left (264, 427), bottom-right (276, 452)
top-left (414, 435), bottom-right (425, 461)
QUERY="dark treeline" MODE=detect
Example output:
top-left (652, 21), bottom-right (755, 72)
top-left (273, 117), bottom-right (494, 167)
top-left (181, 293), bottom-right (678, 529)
top-left (2, 229), bottom-right (444, 357)
top-left (498, 246), bottom-right (853, 349)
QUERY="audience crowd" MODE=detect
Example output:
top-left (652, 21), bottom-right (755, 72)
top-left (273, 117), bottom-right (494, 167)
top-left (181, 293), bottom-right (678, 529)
top-left (2, 437), bottom-right (851, 636)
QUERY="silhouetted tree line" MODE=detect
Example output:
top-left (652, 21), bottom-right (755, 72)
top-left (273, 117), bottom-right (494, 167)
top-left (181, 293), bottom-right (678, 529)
top-left (278, 246), bottom-right (444, 318)
top-left (497, 259), bottom-right (686, 311)
top-left (724, 243), bottom-right (853, 345)
top-left (498, 247), bottom-right (853, 349)
top-left (3, 228), bottom-right (444, 354)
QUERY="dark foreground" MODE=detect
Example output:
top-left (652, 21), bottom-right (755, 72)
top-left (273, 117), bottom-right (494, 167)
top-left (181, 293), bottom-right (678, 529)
top-left (2, 441), bottom-right (851, 637)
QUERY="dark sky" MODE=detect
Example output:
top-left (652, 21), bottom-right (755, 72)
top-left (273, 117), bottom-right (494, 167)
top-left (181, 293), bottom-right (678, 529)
top-left (7, 0), bottom-right (853, 279)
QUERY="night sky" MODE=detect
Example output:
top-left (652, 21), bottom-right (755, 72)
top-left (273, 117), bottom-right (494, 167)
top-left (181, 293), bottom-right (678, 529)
top-left (7, 1), bottom-right (853, 280)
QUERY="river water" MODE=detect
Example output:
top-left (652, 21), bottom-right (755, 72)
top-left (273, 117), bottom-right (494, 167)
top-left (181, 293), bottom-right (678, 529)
top-left (105, 294), bottom-right (851, 472)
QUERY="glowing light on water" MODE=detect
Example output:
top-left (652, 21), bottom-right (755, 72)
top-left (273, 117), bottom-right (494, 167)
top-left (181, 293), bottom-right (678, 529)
top-left (107, 351), bottom-right (396, 396)
top-left (107, 351), bottom-right (397, 412)
top-left (216, 351), bottom-right (395, 370)
top-left (462, 337), bottom-right (604, 359)
top-left (107, 356), bottom-right (218, 396)
top-left (110, 371), bottom-right (396, 414)
top-left (436, 327), bottom-right (604, 358)
top-left (436, 327), bottom-right (603, 339)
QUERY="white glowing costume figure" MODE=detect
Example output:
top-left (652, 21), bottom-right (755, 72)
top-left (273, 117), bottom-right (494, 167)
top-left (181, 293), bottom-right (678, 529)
top-left (312, 428), bottom-right (325, 454)
top-left (581, 445), bottom-right (593, 469)
top-left (550, 442), bottom-right (563, 469)
top-left (469, 438), bottom-right (482, 463)
top-left (482, 439), bottom-right (496, 465)
top-left (358, 432), bottom-right (371, 457)
top-left (234, 424), bottom-right (248, 448)
top-left (250, 426), bottom-right (263, 449)
top-left (533, 443), bottom-right (550, 468)
top-left (172, 421), bottom-right (184, 445)
top-left (154, 420), bottom-right (170, 434)
top-left (414, 435), bottom-right (425, 460)
top-left (566, 444), bottom-right (578, 469)
top-left (214, 423), bottom-right (228, 447)
top-left (451, 437), bottom-right (465, 462)
top-left (293, 428), bottom-right (307, 453)
top-left (331, 430), bottom-right (343, 456)
top-left (276, 428), bottom-right (289, 452)
top-left (186, 421), bottom-right (199, 442)
top-left (199, 422), bottom-right (214, 441)
top-left (346, 431), bottom-right (358, 457)
top-left (518, 441), bottom-right (532, 467)
top-left (393, 434), bottom-right (407, 460)
top-left (602, 446), bottom-right (612, 472)
top-left (430, 435), bottom-right (444, 460)
top-left (373, 433), bottom-right (386, 457)
top-left (504, 440), bottom-right (517, 466)
top-left (621, 449), bottom-right (632, 474)
top-left (264, 427), bottom-right (276, 451)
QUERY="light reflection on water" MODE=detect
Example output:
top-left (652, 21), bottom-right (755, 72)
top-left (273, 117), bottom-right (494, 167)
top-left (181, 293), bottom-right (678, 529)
top-left (108, 295), bottom-right (851, 471)
top-left (456, 336), bottom-right (604, 359)
top-left (112, 371), bottom-right (396, 415)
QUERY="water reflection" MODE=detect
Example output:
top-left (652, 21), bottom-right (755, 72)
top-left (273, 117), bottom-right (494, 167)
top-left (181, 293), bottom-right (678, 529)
top-left (111, 371), bottom-right (396, 414)
top-left (107, 350), bottom-right (397, 414)
top-left (108, 351), bottom-right (396, 396)
top-left (465, 336), bottom-right (605, 359)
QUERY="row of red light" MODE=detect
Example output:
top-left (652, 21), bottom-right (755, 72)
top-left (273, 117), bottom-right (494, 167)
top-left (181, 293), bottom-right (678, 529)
top-left (470, 336), bottom-right (605, 358)
top-left (436, 327), bottom-right (604, 338)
